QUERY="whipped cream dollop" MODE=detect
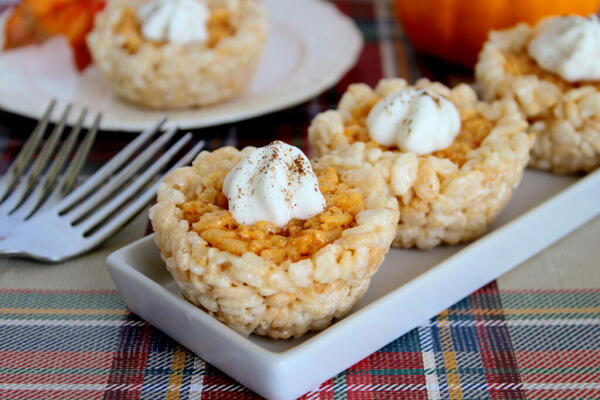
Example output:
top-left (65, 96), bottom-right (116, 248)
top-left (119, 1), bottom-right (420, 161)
top-left (367, 89), bottom-right (461, 155)
top-left (528, 15), bottom-right (600, 82)
top-left (137, 0), bottom-right (210, 43)
top-left (223, 141), bottom-right (326, 227)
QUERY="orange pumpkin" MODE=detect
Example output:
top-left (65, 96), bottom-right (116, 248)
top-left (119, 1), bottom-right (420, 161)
top-left (4, 0), bottom-right (105, 70)
top-left (395, 0), bottom-right (600, 67)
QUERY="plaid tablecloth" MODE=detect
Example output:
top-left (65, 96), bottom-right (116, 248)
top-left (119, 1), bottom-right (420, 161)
top-left (1, 1), bottom-right (599, 399)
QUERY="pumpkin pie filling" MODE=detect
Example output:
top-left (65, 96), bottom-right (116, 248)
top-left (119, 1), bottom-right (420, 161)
top-left (503, 48), bottom-right (600, 93)
top-left (342, 97), bottom-right (495, 167)
top-left (114, 5), bottom-right (235, 54)
top-left (180, 167), bottom-right (365, 265)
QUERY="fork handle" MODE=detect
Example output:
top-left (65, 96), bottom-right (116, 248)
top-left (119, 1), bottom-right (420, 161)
top-left (0, 248), bottom-right (20, 258)
top-left (0, 236), bottom-right (23, 258)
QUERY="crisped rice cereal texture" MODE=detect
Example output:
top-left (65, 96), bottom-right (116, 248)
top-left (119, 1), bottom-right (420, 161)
top-left (308, 78), bottom-right (534, 249)
top-left (87, 0), bottom-right (267, 109)
top-left (476, 24), bottom-right (600, 174)
top-left (149, 147), bottom-right (399, 339)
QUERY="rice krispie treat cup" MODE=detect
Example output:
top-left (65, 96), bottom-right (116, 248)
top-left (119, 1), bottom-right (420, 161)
top-left (87, 0), bottom-right (267, 109)
top-left (476, 17), bottom-right (600, 174)
top-left (309, 78), bottom-right (534, 249)
top-left (149, 145), bottom-right (399, 339)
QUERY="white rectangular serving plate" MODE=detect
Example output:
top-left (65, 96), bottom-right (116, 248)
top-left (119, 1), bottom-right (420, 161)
top-left (107, 169), bottom-right (600, 400)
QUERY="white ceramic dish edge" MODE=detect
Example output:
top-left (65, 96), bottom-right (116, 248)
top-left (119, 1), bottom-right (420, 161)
top-left (107, 169), bottom-right (600, 400)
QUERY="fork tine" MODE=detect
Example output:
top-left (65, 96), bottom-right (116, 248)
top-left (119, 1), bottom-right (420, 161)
top-left (2, 104), bottom-right (72, 212)
top-left (57, 112), bottom-right (101, 196)
top-left (45, 109), bottom-right (89, 190)
top-left (66, 127), bottom-right (177, 222)
top-left (86, 140), bottom-right (205, 241)
top-left (25, 104), bottom-right (72, 185)
top-left (18, 109), bottom-right (91, 219)
top-left (78, 135), bottom-right (201, 233)
top-left (0, 100), bottom-right (56, 202)
top-left (57, 118), bottom-right (166, 211)
top-left (42, 113), bottom-right (101, 211)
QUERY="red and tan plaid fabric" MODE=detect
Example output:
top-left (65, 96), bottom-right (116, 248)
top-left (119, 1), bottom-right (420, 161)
top-left (0, 1), bottom-right (599, 399)
top-left (0, 284), bottom-right (598, 399)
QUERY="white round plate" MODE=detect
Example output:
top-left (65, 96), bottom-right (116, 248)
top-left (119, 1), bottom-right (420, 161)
top-left (0, 0), bottom-right (362, 131)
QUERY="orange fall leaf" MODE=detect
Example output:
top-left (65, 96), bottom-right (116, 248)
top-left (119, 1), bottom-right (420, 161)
top-left (4, 0), bottom-right (106, 70)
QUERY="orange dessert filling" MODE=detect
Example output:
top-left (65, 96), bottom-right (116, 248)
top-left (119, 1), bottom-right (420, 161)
top-left (115, 6), bottom-right (235, 54)
top-left (343, 98), bottom-right (494, 166)
top-left (503, 48), bottom-right (600, 92)
top-left (181, 167), bottom-right (365, 265)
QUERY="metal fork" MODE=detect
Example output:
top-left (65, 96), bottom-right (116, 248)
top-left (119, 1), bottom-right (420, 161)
top-left (0, 101), bottom-right (98, 237)
top-left (0, 103), bottom-right (204, 262)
